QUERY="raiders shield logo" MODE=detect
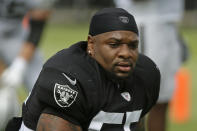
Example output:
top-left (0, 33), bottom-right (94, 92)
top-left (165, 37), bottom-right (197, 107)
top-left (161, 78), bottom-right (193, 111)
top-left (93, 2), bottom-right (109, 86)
top-left (119, 16), bottom-right (129, 24)
top-left (54, 83), bottom-right (78, 107)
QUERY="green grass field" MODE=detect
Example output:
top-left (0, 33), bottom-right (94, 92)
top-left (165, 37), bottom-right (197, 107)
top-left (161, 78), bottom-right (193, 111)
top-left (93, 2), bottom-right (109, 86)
top-left (39, 23), bottom-right (197, 131)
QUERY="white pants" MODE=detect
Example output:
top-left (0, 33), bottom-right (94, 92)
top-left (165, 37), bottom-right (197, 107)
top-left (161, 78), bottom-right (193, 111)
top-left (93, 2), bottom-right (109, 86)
top-left (0, 87), bottom-right (20, 129)
top-left (0, 20), bottom-right (43, 92)
top-left (139, 23), bottom-right (182, 103)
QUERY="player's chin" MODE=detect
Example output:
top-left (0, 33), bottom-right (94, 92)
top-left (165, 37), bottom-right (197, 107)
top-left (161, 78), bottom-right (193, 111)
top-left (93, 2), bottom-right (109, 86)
top-left (113, 66), bottom-right (133, 78)
top-left (115, 71), bottom-right (132, 79)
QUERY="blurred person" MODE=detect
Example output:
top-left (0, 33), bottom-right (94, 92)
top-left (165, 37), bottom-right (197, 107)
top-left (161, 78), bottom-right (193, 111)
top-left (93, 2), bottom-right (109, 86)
top-left (6, 8), bottom-right (160, 131)
top-left (0, 0), bottom-right (55, 129)
top-left (114, 0), bottom-right (188, 131)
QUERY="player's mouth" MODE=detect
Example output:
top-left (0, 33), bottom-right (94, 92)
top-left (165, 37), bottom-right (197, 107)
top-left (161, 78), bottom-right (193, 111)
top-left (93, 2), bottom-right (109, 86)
top-left (116, 62), bottom-right (132, 72)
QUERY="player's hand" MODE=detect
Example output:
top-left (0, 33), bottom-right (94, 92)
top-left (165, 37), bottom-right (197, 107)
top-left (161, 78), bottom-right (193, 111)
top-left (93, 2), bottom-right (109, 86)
top-left (0, 57), bottom-right (27, 88)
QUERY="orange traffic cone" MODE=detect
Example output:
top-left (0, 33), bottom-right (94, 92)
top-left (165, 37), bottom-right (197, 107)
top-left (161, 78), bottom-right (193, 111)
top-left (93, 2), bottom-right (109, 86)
top-left (169, 68), bottom-right (191, 123)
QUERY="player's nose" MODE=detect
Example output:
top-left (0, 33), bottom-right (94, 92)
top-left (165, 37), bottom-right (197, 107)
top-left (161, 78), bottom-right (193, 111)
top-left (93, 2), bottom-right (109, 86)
top-left (118, 44), bottom-right (132, 59)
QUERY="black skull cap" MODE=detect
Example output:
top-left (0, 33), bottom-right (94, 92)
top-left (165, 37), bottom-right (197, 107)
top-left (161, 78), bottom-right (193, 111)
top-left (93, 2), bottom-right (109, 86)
top-left (89, 8), bottom-right (139, 36)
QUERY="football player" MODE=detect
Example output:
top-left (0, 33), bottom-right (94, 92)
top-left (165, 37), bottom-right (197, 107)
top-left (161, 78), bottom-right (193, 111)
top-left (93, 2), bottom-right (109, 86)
top-left (6, 8), bottom-right (160, 131)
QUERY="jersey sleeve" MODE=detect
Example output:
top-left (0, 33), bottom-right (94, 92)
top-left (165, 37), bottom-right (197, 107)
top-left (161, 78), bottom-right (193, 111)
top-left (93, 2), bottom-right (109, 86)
top-left (35, 67), bottom-right (89, 127)
top-left (141, 60), bottom-right (161, 117)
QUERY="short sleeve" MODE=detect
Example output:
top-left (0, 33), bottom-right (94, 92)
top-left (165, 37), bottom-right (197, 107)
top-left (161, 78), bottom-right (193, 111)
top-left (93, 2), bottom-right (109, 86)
top-left (35, 67), bottom-right (89, 127)
top-left (141, 64), bottom-right (161, 117)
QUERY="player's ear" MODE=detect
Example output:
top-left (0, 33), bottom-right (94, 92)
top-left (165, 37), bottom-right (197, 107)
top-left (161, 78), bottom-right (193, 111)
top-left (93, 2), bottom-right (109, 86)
top-left (87, 35), bottom-right (94, 44)
top-left (87, 35), bottom-right (94, 56)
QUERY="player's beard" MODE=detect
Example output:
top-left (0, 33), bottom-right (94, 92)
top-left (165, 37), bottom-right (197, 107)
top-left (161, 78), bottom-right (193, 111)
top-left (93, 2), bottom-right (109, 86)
top-left (106, 65), bottom-right (134, 82)
top-left (110, 60), bottom-right (135, 79)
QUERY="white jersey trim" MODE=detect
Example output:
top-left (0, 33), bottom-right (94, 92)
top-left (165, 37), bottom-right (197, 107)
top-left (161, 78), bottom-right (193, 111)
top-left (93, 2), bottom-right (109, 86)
top-left (89, 110), bottom-right (142, 131)
top-left (19, 121), bottom-right (34, 131)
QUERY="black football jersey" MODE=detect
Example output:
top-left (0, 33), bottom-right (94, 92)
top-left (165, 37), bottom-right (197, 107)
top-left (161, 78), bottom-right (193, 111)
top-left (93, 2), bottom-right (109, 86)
top-left (22, 41), bottom-right (160, 131)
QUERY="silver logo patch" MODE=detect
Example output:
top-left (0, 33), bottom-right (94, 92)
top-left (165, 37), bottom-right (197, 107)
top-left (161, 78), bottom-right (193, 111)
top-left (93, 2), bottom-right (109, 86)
top-left (121, 92), bottom-right (131, 102)
top-left (54, 83), bottom-right (78, 107)
top-left (119, 16), bottom-right (129, 24)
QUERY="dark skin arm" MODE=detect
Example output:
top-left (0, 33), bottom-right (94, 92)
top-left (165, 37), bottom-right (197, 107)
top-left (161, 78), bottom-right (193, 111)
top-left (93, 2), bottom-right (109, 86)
top-left (36, 113), bottom-right (145, 131)
top-left (36, 113), bottom-right (82, 131)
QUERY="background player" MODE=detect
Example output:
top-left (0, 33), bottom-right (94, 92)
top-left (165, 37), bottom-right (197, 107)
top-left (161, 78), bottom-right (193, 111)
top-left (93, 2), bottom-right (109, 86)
top-left (114, 0), bottom-right (188, 131)
top-left (0, 0), bottom-right (55, 129)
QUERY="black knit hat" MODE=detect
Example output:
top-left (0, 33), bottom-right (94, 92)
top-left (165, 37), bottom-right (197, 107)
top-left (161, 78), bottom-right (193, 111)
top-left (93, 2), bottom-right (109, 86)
top-left (89, 8), bottom-right (138, 36)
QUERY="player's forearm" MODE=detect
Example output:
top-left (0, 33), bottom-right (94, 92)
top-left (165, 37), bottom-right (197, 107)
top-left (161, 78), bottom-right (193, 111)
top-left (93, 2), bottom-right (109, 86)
top-left (19, 10), bottom-right (51, 61)
top-left (37, 113), bottom-right (82, 131)
top-left (19, 42), bottom-right (36, 61)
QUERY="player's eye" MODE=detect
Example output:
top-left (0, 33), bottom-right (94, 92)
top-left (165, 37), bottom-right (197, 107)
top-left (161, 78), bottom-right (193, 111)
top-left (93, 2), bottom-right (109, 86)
top-left (109, 43), bottom-right (120, 48)
top-left (128, 41), bottom-right (138, 49)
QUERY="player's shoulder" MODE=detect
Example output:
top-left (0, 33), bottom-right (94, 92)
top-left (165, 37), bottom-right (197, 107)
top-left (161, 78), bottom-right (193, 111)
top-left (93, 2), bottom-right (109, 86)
top-left (134, 53), bottom-right (160, 90)
top-left (43, 41), bottom-right (99, 84)
top-left (135, 53), bottom-right (160, 76)
top-left (28, 66), bottom-right (95, 126)
top-left (33, 62), bottom-right (102, 119)
top-left (34, 67), bottom-right (80, 108)
top-left (137, 54), bottom-right (158, 69)
top-left (35, 41), bottom-right (102, 108)
top-left (44, 41), bottom-right (88, 71)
